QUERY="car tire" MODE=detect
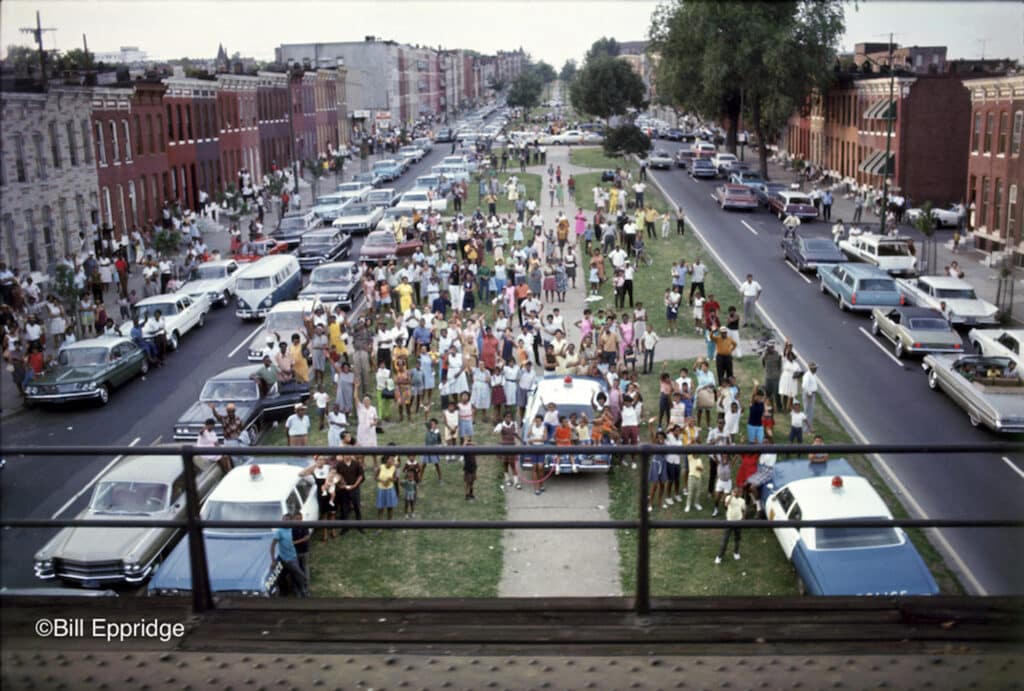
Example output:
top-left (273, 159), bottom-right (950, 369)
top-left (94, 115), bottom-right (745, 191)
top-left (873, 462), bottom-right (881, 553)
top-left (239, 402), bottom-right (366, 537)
top-left (97, 384), bottom-right (110, 406)
top-left (894, 340), bottom-right (904, 359)
top-left (223, 290), bottom-right (232, 306)
top-left (870, 318), bottom-right (880, 335)
top-left (838, 295), bottom-right (847, 311)
top-left (168, 331), bottom-right (180, 351)
top-left (198, 312), bottom-right (206, 328)
top-left (927, 369), bottom-right (939, 390)
top-left (819, 279), bottom-right (827, 294)
top-left (140, 359), bottom-right (150, 375)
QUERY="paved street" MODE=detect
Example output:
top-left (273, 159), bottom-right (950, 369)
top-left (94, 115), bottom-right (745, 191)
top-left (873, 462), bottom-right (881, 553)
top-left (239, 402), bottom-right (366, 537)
top-left (644, 144), bottom-right (1024, 595)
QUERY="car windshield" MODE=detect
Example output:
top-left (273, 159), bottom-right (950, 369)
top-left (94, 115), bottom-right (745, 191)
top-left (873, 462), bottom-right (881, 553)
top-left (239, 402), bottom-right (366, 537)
top-left (192, 265), bottom-right (227, 280)
top-left (908, 317), bottom-right (950, 330)
top-left (134, 302), bottom-right (176, 320)
top-left (90, 481), bottom-right (168, 514)
top-left (236, 276), bottom-right (271, 290)
top-left (200, 380), bottom-right (259, 402)
top-left (417, 177), bottom-right (438, 187)
top-left (202, 500), bottom-right (281, 532)
top-left (693, 160), bottom-right (712, 168)
top-left (804, 239), bottom-right (837, 251)
top-left (404, 193), bottom-right (429, 202)
top-left (278, 217), bottom-right (307, 232)
top-left (373, 162), bottom-right (395, 171)
top-left (532, 403), bottom-right (594, 421)
top-left (877, 243), bottom-right (911, 256)
top-left (814, 524), bottom-right (901, 549)
top-left (859, 279), bottom-right (896, 291)
top-left (365, 234), bottom-right (395, 247)
top-left (310, 265), bottom-right (354, 284)
top-left (265, 310), bottom-right (306, 331)
top-left (58, 347), bottom-right (111, 366)
top-left (654, 151), bottom-right (670, 157)
top-left (300, 236), bottom-right (335, 249)
top-left (935, 287), bottom-right (977, 299)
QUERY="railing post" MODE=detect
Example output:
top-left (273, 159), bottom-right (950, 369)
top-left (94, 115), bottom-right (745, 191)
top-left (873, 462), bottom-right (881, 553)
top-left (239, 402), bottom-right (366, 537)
top-left (636, 444), bottom-right (651, 615)
top-left (181, 446), bottom-right (214, 613)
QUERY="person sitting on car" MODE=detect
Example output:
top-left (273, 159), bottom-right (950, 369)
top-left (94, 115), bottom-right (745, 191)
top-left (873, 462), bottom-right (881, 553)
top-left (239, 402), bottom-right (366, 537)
top-left (251, 355), bottom-right (279, 398)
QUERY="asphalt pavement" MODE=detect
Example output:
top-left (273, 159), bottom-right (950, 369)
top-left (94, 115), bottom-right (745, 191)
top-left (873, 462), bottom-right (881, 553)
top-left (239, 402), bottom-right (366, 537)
top-left (645, 144), bottom-right (1024, 595)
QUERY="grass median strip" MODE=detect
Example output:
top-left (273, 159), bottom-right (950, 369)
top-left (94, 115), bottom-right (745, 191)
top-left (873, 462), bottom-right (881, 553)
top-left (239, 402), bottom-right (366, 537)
top-left (463, 171), bottom-right (543, 217)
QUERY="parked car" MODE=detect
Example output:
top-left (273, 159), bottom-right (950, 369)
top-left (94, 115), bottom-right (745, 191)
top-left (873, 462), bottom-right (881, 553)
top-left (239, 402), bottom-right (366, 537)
top-left (923, 354), bottom-right (1024, 432)
top-left (372, 159), bottom-right (403, 182)
top-left (967, 328), bottom-right (1024, 365)
top-left (768, 191), bottom-right (818, 221)
top-left (398, 145), bottom-right (425, 164)
top-left (300, 259), bottom-right (362, 308)
top-left (711, 152), bottom-right (739, 176)
top-left (231, 237), bottom-right (290, 264)
top-left (838, 233), bottom-right (917, 277)
top-left (296, 228), bottom-right (352, 270)
top-left (246, 300), bottom-right (312, 362)
top-left (896, 275), bottom-right (999, 326)
top-left (754, 181), bottom-right (790, 208)
top-left (518, 375), bottom-right (612, 473)
top-left (765, 458), bottom-right (939, 596)
top-left (817, 263), bottom-right (904, 313)
top-left (395, 190), bottom-right (449, 214)
top-left (714, 183), bottom-right (758, 211)
top-left (23, 336), bottom-right (149, 406)
top-left (729, 170), bottom-right (766, 190)
top-left (648, 150), bottom-right (674, 169)
top-left (780, 235), bottom-right (847, 273)
top-left (273, 210), bottom-right (322, 248)
top-left (906, 204), bottom-right (962, 229)
top-left (117, 292), bottom-right (211, 351)
top-left (34, 454), bottom-right (224, 586)
top-left (358, 229), bottom-right (423, 264)
top-left (148, 461), bottom-right (319, 597)
top-left (179, 259), bottom-right (241, 307)
top-left (173, 365), bottom-right (309, 441)
top-left (689, 158), bottom-right (717, 179)
top-left (869, 306), bottom-right (964, 359)
top-left (330, 202), bottom-right (385, 235)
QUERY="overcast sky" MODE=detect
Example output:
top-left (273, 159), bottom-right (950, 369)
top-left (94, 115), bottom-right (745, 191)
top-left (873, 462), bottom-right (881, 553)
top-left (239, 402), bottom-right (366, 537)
top-left (1, 1), bottom-right (1021, 67)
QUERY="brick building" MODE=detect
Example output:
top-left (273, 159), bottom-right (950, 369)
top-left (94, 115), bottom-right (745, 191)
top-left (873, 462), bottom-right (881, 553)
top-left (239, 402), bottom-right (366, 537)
top-left (163, 76), bottom-right (221, 211)
top-left (963, 74), bottom-right (1024, 261)
top-left (216, 74), bottom-right (261, 188)
top-left (855, 43), bottom-right (948, 75)
top-left (256, 71), bottom-right (290, 175)
top-left (0, 88), bottom-right (100, 273)
top-left (313, 70), bottom-right (339, 153)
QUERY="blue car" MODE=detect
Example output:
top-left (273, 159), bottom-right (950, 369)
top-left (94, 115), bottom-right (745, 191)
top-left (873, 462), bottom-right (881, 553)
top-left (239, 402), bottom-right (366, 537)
top-left (764, 459), bottom-right (939, 596)
top-left (817, 263), bottom-right (905, 312)
top-left (372, 159), bottom-right (403, 182)
top-left (148, 460), bottom-right (318, 598)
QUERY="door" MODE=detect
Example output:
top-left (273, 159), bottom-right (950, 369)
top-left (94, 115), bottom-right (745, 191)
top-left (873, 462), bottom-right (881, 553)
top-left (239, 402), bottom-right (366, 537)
top-left (178, 297), bottom-right (195, 331)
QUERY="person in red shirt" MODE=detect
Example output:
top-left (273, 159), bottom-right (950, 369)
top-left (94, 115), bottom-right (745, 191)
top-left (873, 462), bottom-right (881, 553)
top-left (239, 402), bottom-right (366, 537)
top-left (702, 293), bottom-right (721, 327)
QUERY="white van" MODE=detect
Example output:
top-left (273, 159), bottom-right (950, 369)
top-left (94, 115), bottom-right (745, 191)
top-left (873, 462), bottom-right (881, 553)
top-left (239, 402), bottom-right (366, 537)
top-left (234, 254), bottom-right (302, 320)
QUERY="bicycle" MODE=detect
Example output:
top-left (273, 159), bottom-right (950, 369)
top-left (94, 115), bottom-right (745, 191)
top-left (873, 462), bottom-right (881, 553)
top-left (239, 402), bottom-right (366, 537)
top-left (633, 244), bottom-right (654, 267)
top-left (750, 328), bottom-right (779, 357)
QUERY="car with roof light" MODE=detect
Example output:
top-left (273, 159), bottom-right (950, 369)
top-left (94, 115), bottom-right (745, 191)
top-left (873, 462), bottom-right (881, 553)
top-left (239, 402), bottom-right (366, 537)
top-left (358, 229), bottom-right (423, 264)
top-left (780, 234), bottom-right (847, 272)
top-left (869, 306), bottom-right (964, 359)
top-left (179, 259), bottom-right (241, 307)
top-left (34, 453), bottom-right (225, 587)
top-left (715, 183), bottom-right (758, 211)
top-left (330, 202), bottom-right (385, 235)
top-left (769, 191), bottom-right (818, 221)
top-left (298, 261), bottom-right (362, 312)
top-left (23, 336), bottom-right (150, 406)
top-left (967, 328), bottom-right (1024, 366)
top-left (648, 150), bottom-right (674, 169)
top-left (148, 461), bottom-right (318, 598)
top-left (896, 275), bottom-right (999, 326)
top-left (174, 364), bottom-right (309, 441)
top-left (838, 233), bottom-right (917, 277)
top-left (116, 292), bottom-right (210, 351)
top-left (519, 375), bottom-right (611, 474)
top-left (246, 300), bottom-right (311, 362)
top-left (817, 263), bottom-right (905, 313)
top-left (296, 228), bottom-right (352, 271)
top-left (922, 354), bottom-right (1024, 432)
top-left (765, 458), bottom-right (939, 596)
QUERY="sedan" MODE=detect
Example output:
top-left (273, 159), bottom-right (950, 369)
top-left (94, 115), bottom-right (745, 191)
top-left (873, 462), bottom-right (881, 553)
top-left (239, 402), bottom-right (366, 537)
top-left (24, 336), bottom-right (149, 406)
top-left (359, 229), bottom-right (423, 264)
top-left (394, 190), bottom-right (448, 214)
top-left (231, 237), bottom-right (289, 264)
top-left (331, 202), bottom-right (385, 235)
top-left (906, 205), bottom-right (962, 229)
top-left (896, 275), bottom-right (999, 326)
top-left (648, 150), bottom-right (675, 169)
top-left (34, 454), bottom-right (224, 587)
top-left (968, 328), bottom-right (1024, 366)
top-left (299, 261), bottom-right (362, 312)
top-left (923, 354), bottom-right (1024, 432)
top-left (755, 182), bottom-right (790, 208)
top-left (780, 235), bottom-right (847, 272)
top-left (870, 306), bottom-right (964, 359)
top-left (689, 158), bottom-right (717, 179)
top-left (715, 183), bottom-right (758, 211)
top-left (179, 259), bottom-right (240, 307)
top-left (118, 293), bottom-right (211, 351)
top-left (296, 228), bottom-right (352, 271)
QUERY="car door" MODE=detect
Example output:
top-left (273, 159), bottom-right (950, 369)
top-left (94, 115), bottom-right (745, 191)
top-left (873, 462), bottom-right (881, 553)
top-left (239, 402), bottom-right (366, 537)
top-left (997, 333), bottom-right (1020, 357)
top-left (768, 488), bottom-right (801, 558)
top-left (194, 456), bottom-right (224, 499)
top-left (177, 297), bottom-right (195, 334)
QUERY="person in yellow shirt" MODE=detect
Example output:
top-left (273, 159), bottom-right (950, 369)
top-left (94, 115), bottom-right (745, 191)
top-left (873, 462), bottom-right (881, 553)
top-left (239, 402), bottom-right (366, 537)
top-left (288, 333), bottom-right (310, 384)
top-left (328, 316), bottom-right (347, 358)
top-left (395, 276), bottom-right (415, 313)
top-left (644, 206), bottom-right (659, 239)
top-left (609, 187), bottom-right (619, 214)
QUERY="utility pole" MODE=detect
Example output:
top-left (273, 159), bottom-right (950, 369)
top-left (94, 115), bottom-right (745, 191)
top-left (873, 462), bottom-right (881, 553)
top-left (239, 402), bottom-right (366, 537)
top-left (879, 33), bottom-right (896, 236)
top-left (19, 11), bottom-right (56, 88)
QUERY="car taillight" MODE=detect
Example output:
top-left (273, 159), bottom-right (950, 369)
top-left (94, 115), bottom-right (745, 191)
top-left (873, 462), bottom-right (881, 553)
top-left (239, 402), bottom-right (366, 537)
top-left (954, 343), bottom-right (962, 349)
top-left (899, 294), bottom-right (906, 305)
top-left (850, 292), bottom-right (857, 305)
top-left (913, 342), bottom-right (922, 349)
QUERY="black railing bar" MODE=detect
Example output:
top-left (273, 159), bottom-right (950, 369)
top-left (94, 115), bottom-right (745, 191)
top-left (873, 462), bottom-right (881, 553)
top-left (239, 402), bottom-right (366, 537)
top-left (1, 442), bottom-right (1022, 457)
top-left (7, 518), bottom-right (1022, 530)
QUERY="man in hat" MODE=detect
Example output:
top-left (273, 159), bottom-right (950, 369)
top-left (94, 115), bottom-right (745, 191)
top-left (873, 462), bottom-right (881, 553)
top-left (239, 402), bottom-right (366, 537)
top-left (285, 403), bottom-right (311, 446)
top-left (711, 326), bottom-right (737, 383)
top-left (209, 401), bottom-right (245, 443)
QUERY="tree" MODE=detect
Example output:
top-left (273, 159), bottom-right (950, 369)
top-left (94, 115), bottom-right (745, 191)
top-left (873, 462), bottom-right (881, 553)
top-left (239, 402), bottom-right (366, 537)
top-left (153, 229), bottom-right (183, 258)
top-left (506, 69), bottom-right (544, 110)
top-left (532, 60), bottom-right (557, 84)
top-left (569, 56), bottom-right (647, 122)
top-left (603, 125), bottom-right (651, 158)
top-left (57, 48), bottom-right (94, 71)
top-left (559, 59), bottom-right (578, 83)
top-left (304, 159), bottom-right (327, 202)
top-left (585, 37), bottom-right (621, 63)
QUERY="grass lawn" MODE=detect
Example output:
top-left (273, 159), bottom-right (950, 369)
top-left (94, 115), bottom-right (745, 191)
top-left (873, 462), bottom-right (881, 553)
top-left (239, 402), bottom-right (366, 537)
top-left (259, 374), bottom-right (508, 598)
top-left (568, 147), bottom-right (631, 171)
top-left (463, 171), bottom-right (543, 216)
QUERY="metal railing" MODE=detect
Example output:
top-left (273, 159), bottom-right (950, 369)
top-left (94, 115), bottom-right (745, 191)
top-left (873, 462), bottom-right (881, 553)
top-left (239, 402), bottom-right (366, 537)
top-left (2, 441), bottom-right (1022, 614)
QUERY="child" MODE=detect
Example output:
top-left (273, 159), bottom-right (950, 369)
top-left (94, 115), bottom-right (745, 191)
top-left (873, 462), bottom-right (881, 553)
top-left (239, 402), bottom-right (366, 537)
top-left (424, 418), bottom-right (443, 483)
top-left (442, 400), bottom-right (460, 460)
top-left (493, 412), bottom-right (521, 490)
top-left (588, 264), bottom-right (600, 295)
top-left (692, 291), bottom-right (705, 331)
top-left (313, 385), bottom-right (330, 431)
top-left (554, 415), bottom-right (573, 474)
top-left (711, 452), bottom-right (733, 518)
top-left (403, 456), bottom-right (421, 518)
top-left (462, 439), bottom-right (477, 501)
top-left (542, 401), bottom-right (559, 440)
top-left (457, 391), bottom-right (474, 442)
top-left (789, 402), bottom-right (807, 446)
top-left (118, 292), bottom-right (131, 320)
top-left (327, 403), bottom-right (347, 446)
top-left (646, 422), bottom-right (669, 511)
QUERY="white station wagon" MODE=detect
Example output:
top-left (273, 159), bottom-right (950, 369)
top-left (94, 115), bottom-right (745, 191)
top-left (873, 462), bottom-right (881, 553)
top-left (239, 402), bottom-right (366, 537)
top-left (896, 275), bottom-right (999, 326)
top-left (117, 292), bottom-right (211, 351)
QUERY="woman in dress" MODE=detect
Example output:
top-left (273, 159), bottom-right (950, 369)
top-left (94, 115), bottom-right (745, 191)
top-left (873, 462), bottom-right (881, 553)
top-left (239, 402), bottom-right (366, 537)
top-left (778, 351), bottom-right (801, 413)
top-left (417, 344), bottom-right (435, 411)
top-left (334, 361), bottom-right (355, 415)
top-left (356, 396), bottom-right (379, 449)
top-left (393, 357), bottom-right (413, 422)
top-left (374, 453), bottom-right (399, 522)
top-left (553, 261), bottom-right (568, 303)
top-left (527, 263), bottom-right (543, 298)
top-left (470, 363), bottom-right (491, 422)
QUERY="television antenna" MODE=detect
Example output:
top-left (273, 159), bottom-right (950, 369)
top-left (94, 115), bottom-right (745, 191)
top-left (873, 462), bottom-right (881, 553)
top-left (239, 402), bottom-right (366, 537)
top-left (18, 11), bottom-right (56, 87)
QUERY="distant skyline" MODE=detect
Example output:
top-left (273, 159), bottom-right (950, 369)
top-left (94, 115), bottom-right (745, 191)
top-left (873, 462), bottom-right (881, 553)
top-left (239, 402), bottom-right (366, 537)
top-left (1, 1), bottom-right (1021, 69)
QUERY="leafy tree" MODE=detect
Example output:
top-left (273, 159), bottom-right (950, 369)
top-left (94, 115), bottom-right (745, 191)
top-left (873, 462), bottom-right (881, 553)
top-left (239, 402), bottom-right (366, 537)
top-left (507, 69), bottom-right (544, 110)
top-left (52, 263), bottom-right (80, 309)
top-left (532, 61), bottom-right (557, 84)
top-left (569, 56), bottom-right (647, 122)
top-left (57, 48), bottom-right (94, 71)
top-left (559, 59), bottom-right (578, 83)
top-left (3, 44), bottom-right (56, 78)
top-left (153, 229), bottom-right (183, 258)
top-left (603, 125), bottom-right (651, 158)
top-left (585, 37), bottom-right (621, 63)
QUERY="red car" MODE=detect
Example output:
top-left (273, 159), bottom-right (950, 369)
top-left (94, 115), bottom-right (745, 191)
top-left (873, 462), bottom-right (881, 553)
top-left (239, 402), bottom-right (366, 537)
top-left (231, 237), bottom-right (291, 263)
top-left (358, 229), bottom-right (423, 264)
top-left (715, 184), bottom-right (758, 211)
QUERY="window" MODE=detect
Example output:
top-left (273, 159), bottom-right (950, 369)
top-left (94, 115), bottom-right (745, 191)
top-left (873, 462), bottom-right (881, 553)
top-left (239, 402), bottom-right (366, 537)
top-left (998, 112), bottom-right (1009, 155)
top-left (984, 113), bottom-right (994, 153)
top-left (993, 179), bottom-right (1003, 232)
top-left (41, 205), bottom-right (55, 265)
top-left (117, 184), bottom-right (127, 230)
top-left (1013, 112), bottom-right (1023, 155)
top-left (127, 181), bottom-right (138, 226)
top-left (122, 120), bottom-right (132, 162)
top-left (101, 187), bottom-right (113, 228)
top-left (48, 121), bottom-right (61, 168)
top-left (32, 132), bottom-right (47, 179)
top-left (156, 114), bottom-right (165, 152)
top-left (57, 197), bottom-right (71, 255)
top-left (75, 194), bottom-right (87, 230)
top-left (95, 122), bottom-right (107, 165)
top-left (185, 105), bottom-right (193, 140)
top-left (980, 176), bottom-right (990, 228)
top-left (176, 104), bottom-right (184, 140)
top-left (1008, 185), bottom-right (1018, 242)
top-left (66, 121), bottom-right (78, 166)
top-left (133, 115), bottom-right (143, 156)
top-left (2, 214), bottom-right (18, 267)
top-left (972, 112), bottom-right (982, 152)
top-left (146, 114), bottom-right (154, 154)
top-left (24, 210), bottom-right (38, 271)
top-left (110, 120), bottom-right (120, 161)
top-left (167, 105), bottom-right (174, 140)
top-left (80, 120), bottom-right (92, 164)
top-left (14, 134), bottom-right (27, 182)
top-left (137, 176), bottom-right (147, 222)
top-left (0, 139), bottom-right (5, 185)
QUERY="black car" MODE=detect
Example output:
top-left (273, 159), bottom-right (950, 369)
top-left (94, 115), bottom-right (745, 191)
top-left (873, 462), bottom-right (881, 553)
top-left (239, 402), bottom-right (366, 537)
top-left (600, 170), bottom-right (616, 182)
top-left (173, 365), bottom-right (309, 441)
top-left (664, 128), bottom-right (685, 141)
top-left (273, 211), bottom-right (322, 248)
top-left (298, 261), bottom-right (362, 311)
top-left (780, 234), bottom-right (848, 273)
top-left (296, 228), bottom-right (352, 270)
top-left (689, 158), bottom-right (717, 179)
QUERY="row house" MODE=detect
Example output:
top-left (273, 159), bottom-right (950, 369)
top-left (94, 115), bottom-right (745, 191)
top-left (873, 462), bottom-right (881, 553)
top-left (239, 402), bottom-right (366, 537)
top-left (216, 74), bottom-right (261, 192)
top-left (963, 74), bottom-right (1024, 262)
top-left (163, 76), bottom-right (221, 213)
top-left (256, 71), bottom-right (291, 174)
top-left (313, 69), bottom-right (339, 153)
top-left (0, 88), bottom-right (100, 273)
top-left (783, 73), bottom-right (972, 207)
top-left (289, 71), bottom-right (317, 162)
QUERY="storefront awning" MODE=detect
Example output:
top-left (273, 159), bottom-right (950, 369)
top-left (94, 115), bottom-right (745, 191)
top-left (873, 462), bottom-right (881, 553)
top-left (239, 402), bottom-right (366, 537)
top-left (858, 150), bottom-right (895, 176)
top-left (858, 150), bottom-right (885, 173)
top-left (863, 99), bottom-right (896, 121)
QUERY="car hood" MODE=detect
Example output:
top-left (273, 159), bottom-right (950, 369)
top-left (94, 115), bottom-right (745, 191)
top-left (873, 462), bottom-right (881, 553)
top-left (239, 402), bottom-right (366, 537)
top-left (32, 365), bottom-right (108, 385)
top-left (943, 299), bottom-right (998, 318)
top-left (178, 400), bottom-right (257, 428)
top-left (796, 541), bottom-right (938, 596)
top-left (180, 278), bottom-right (226, 295)
top-left (149, 532), bottom-right (276, 593)
top-left (38, 521), bottom-right (165, 564)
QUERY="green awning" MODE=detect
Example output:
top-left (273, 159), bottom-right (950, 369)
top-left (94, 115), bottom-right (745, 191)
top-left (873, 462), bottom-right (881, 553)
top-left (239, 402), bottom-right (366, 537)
top-left (858, 150), bottom-right (885, 173)
top-left (866, 151), bottom-right (895, 176)
top-left (863, 99), bottom-right (896, 121)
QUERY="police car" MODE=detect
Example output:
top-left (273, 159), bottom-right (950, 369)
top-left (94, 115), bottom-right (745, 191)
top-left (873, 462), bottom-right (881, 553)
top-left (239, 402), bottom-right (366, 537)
top-left (148, 460), bottom-right (318, 598)
top-left (765, 459), bottom-right (939, 596)
top-left (520, 374), bottom-right (611, 474)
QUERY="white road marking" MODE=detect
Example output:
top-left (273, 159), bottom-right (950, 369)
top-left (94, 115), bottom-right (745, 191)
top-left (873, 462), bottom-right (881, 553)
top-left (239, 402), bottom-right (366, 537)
top-left (1002, 456), bottom-right (1024, 480)
top-left (741, 220), bottom-right (759, 236)
top-left (858, 326), bottom-right (904, 367)
top-left (709, 193), bottom-right (718, 201)
top-left (228, 323), bottom-right (265, 359)
top-left (784, 260), bottom-right (813, 284)
top-left (151, 435), bottom-right (163, 445)
top-left (645, 172), bottom-right (990, 595)
top-left (50, 437), bottom-right (141, 519)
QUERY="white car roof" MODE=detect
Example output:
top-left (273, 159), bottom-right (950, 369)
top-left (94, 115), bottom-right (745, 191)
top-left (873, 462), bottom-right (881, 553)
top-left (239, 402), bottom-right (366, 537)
top-left (197, 259), bottom-right (236, 268)
top-left (783, 476), bottom-right (892, 520)
top-left (265, 300), bottom-right (308, 316)
top-left (530, 375), bottom-right (605, 408)
top-left (210, 464), bottom-right (303, 504)
top-left (917, 275), bottom-right (974, 290)
top-left (135, 293), bottom-right (190, 306)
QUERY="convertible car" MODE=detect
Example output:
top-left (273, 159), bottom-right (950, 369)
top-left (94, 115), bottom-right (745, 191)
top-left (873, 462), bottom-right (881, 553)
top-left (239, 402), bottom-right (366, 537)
top-left (922, 354), bottom-right (1024, 432)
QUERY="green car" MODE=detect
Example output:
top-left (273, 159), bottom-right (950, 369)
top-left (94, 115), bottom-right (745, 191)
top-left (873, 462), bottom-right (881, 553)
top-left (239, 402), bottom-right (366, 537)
top-left (24, 335), bottom-right (150, 406)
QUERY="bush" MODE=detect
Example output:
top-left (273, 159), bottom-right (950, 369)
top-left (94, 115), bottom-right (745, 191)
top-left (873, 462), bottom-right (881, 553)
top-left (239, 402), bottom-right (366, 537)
top-left (153, 229), bottom-right (183, 258)
top-left (602, 124), bottom-right (651, 158)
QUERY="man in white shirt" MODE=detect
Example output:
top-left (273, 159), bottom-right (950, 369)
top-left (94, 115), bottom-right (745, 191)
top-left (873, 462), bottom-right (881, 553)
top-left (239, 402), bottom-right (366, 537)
top-left (609, 246), bottom-right (627, 271)
top-left (285, 403), bottom-right (311, 446)
top-left (801, 362), bottom-right (819, 431)
top-left (740, 274), bottom-right (762, 328)
top-left (632, 181), bottom-right (646, 209)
